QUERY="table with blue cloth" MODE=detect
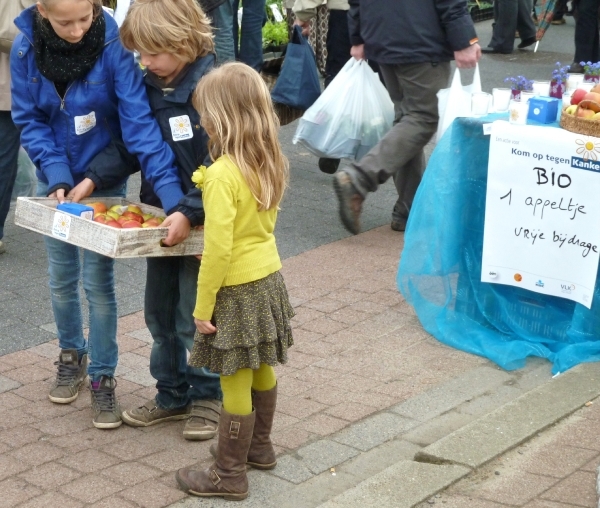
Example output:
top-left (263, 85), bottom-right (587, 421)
top-left (397, 113), bottom-right (600, 375)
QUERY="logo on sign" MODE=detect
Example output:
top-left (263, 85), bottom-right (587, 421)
top-left (535, 280), bottom-right (544, 287)
top-left (561, 283), bottom-right (576, 294)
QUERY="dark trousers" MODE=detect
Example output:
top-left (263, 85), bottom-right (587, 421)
top-left (489, 0), bottom-right (537, 51)
top-left (324, 10), bottom-right (351, 87)
top-left (574, 0), bottom-right (600, 62)
top-left (0, 111), bottom-right (20, 240)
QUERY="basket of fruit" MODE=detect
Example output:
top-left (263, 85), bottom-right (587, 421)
top-left (14, 197), bottom-right (203, 258)
top-left (560, 86), bottom-right (600, 137)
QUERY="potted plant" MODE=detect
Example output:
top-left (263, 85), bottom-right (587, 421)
top-left (468, 0), bottom-right (494, 22)
top-left (504, 75), bottom-right (533, 100)
top-left (550, 62), bottom-right (570, 99)
top-left (581, 61), bottom-right (600, 83)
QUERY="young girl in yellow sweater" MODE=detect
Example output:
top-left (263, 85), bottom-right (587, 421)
top-left (176, 62), bottom-right (295, 501)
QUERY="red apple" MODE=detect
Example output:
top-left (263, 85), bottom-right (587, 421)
top-left (121, 219), bottom-right (142, 228)
top-left (571, 88), bottom-right (588, 105)
top-left (93, 213), bottom-right (109, 224)
top-left (121, 211), bottom-right (144, 223)
top-left (142, 218), bottom-right (164, 228)
top-left (88, 202), bottom-right (107, 216)
top-left (577, 107), bottom-right (595, 119)
top-left (105, 220), bottom-right (122, 228)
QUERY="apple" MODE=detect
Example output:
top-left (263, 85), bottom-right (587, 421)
top-left (120, 219), bottom-right (142, 228)
top-left (142, 213), bottom-right (154, 221)
top-left (105, 220), bottom-right (122, 228)
top-left (126, 205), bottom-right (143, 215)
top-left (93, 213), bottom-right (109, 224)
top-left (121, 211), bottom-right (144, 223)
top-left (593, 112), bottom-right (600, 120)
top-left (592, 84), bottom-right (600, 94)
top-left (88, 202), bottom-right (107, 215)
top-left (577, 107), bottom-right (595, 119)
top-left (106, 210), bottom-right (121, 220)
top-left (586, 92), bottom-right (600, 102)
top-left (571, 88), bottom-right (588, 105)
top-left (565, 105), bottom-right (578, 115)
top-left (109, 204), bottom-right (127, 214)
top-left (581, 97), bottom-right (600, 112)
top-left (142, 217), bottom-right (164, 228)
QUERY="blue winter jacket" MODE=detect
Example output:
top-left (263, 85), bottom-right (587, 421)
top-left (11, 7), bottom-right (185, 214)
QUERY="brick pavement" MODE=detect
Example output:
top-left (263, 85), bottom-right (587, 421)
top-left (0, 225), bottom-right (497, 508)
top-left (417, 397), bottom-right (600, 508)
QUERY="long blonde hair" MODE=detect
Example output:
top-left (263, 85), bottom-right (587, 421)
top-left (193, 62), bottom-right (289, 211)
top-left (120, 0), bottom-right (214, 62)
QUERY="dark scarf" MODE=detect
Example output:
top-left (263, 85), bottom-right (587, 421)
top-left (33, 8), bottom-right (105, 97)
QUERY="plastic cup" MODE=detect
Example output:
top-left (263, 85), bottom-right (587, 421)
top-left (471, 92), bottom-right (491, 116)
top-left (509, 99), bottom-right (529, 125)
top-left (520, 91), bottom-right (536, 104)
top-left (567, 73), bottom-right (584, 92)
top-left (579, 81), bottom-right (595, 92)
top-left (531, 80), bottom-right (550, 96)
top-left (492, 88), bottom-right (512, 112)
top-left (561, 91), bottom-right (572, 107)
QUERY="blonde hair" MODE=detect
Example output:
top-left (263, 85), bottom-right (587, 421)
top-left (120, 0), bottom-right (214, 62)
top-left (38, 0), bottom-right (103, 18)
top-left (193, 63), bottom-right (289, 211)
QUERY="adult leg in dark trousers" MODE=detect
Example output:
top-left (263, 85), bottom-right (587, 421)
top-left (0, 111), bottom-right (21, 254)
top-left (333, 62), bottom-right (450, 234)
top-left (485, 0), bottom-right (536, 53)
top-left (574, 0), bottom-right (600, 63)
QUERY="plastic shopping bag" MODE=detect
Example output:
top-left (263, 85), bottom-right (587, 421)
top-left (271, 25), bottom-right (321, 111)
top-left (11, 147), bottom-right (36, 201)
top-left (435, 64), bottom-right (481, 142)
top-left (293, 58), bottom-right (394, 160)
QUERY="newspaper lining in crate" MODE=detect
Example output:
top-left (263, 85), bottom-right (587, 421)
top-left (15, 197), bottom-right (204, 258)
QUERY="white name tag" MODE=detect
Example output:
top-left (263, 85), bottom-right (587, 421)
top-left (169, 115), bottom-right (194, 141)
top-left (52, 212), bottom-right (71, 239)
top-left (74, 111), bottom-right (96, 135)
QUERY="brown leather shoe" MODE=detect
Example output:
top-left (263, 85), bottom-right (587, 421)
top-left (183, 399), bottom-right (221, 441)
top-left (176, 409), bottom-right (255, 501)
top-left (209, 385), bottom-right (278, 470)
top-left (333, 170), bottom-right (364, 235)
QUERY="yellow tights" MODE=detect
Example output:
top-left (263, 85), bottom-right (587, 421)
top-left (220, 363), bottom-right (277, 415)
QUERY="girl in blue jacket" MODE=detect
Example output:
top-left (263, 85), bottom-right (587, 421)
top-left (11, 0), bottom-right (188, 430)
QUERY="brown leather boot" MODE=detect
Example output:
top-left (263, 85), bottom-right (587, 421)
top-left (176, 409), bottom-right (255, 501)
top-left (247, 385), bottom-right (277, 470)
top-left (209, 385), bottom-right (278, 470)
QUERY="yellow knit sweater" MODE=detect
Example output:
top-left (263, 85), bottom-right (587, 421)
top-left (193, 156), bottom-right (282, 321)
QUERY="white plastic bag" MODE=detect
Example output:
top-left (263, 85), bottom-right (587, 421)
top-left (293, 58), bottom-right (394, 160)
top-left (436, 64), bottom-right (481, 142)
top-left (11, 147), bottom-right (36, 201)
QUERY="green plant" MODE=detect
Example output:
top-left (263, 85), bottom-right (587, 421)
top-left (262, 20), bottom-right (288, 49)
top-left (467, 0), bottom-right (493, 12)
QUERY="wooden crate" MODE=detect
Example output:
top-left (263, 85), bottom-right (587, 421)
top-left (14, 197), bottom-right (204, 258)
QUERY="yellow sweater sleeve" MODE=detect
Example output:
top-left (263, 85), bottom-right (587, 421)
top-left (193, 176), bottom-right (236, 321)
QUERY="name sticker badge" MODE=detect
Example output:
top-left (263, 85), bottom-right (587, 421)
top-left (74, 111), bottom-right (96, 135)
top-left (52, 212), bottom-right (71, 240)
top-left (169, 115), bottom-right (194, 141)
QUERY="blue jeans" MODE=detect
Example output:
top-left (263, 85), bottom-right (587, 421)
top-left (233, 0), bottom-right (266, 71)
top-left (0, 111), bottom-right (21, 240)
top-left (37, 181), bottom-right (127, 381)
top-left (145, 256), bottom-right (222, 410)
top-left (211, 0), bottom-right (236, 64)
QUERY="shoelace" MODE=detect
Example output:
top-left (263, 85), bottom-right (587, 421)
top-left (53, 361), bottom-right (81, 386)
top-left (92, 388), bottom-right (117, 412)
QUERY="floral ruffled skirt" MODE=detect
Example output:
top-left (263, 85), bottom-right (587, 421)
top-left (190, 271), bottom-right (294, 376)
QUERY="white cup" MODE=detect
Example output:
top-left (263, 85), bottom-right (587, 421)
top-left (567, 73), bottom-right (584, 92)
top-left (471, 92), bottom-right (491, 116)
top-left (562, 91), bottom-right (572, 106)
top-left (520, 91), bottom-right (536, 104)
top-left (531, 80), bottom-right (550, 96)
top-left (492, 87), bottom-right (512, 112)
top-left (509, 99), bottom-right (529, 125)
top-left (579, 81), bottom-right (595, 92)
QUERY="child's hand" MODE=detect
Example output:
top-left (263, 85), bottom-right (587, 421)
top-left (67, 178), bottom-right (96, 202)
top-left (49, 188), bottom-right (67, 204)
top-left (161, 211), bottom-right (191, 246)
top-left (195, 318), bottom-right (216, 334)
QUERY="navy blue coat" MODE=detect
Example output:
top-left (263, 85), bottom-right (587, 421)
top-left (348, 0), bottom-right (478, 65)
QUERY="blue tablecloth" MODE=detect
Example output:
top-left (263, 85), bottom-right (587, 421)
top-left (397, 115), bottom-right (600, 374)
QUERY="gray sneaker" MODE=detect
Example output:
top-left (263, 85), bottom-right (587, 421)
top-left (121, 398), bottom-right (191, 427)
top-left (90, 376), bottom-right (122, 429)
top-left (48, 349), bottom-right (88, 404)
top-left (183, 399), bottom-right (221, 441)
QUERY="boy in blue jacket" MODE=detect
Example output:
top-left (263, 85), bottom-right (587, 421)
top-left (118, 0), bottom-right (223, 440)
top-left (11, 0), bottom-right (190, 429)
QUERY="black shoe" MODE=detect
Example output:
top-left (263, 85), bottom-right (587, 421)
top-left (318, 158), bottom-right (340, 174)
top-left (390, 218), bottom-right (407, 232)
top-left (482, 47), bottom-right (513, 54)
top-left (570, 62), bottom-right (584, 74)
top-left (333, 170), bottom-right (364, 235)
top-left (517, 37), bottom-right (537, 49)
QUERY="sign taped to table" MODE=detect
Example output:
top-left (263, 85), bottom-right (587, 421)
top-left (481, 121), bottom-right (600, 308)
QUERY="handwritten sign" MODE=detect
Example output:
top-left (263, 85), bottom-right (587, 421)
top-left (481, 121), bottom-right (600, 308)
